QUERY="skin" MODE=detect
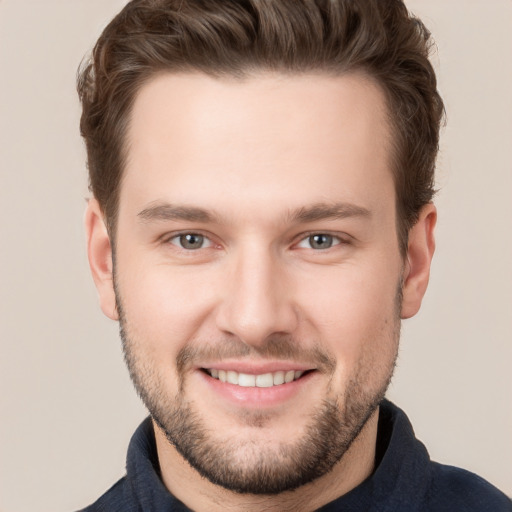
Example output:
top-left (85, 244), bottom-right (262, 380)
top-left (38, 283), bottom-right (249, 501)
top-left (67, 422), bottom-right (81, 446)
top-left (86, 72), bottom-right (436, 511)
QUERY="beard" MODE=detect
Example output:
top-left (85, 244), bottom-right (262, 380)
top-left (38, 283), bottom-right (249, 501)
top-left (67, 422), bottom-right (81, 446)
top-left (115, 283), bottom-right (401, 495)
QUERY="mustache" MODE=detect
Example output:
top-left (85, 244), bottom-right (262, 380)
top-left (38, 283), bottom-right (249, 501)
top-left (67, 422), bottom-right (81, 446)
top-left (176, 335), bottom-right (336, 375)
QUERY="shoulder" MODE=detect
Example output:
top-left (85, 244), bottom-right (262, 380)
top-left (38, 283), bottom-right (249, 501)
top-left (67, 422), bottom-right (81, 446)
top-left (77, 476), bottom-right (131, 512)
top-left (426, 462), bottom-right (512, 512)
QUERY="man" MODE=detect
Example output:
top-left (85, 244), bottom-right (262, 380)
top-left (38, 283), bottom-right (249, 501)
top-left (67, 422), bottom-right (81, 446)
top-left (78, 0), bottom-right (511, 510)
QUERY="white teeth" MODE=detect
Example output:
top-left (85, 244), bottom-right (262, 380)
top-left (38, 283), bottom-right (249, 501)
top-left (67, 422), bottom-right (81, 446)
top-left (207, 368), bottom-right (307, 387)
top-left (273, 371), bottom-right (285, 385)
top-left (256, 373), bottom-right (273, 388)
top-left (227, 371), bottom-right (238, 385)
top-left (238, 373), bottom-right (256, 387)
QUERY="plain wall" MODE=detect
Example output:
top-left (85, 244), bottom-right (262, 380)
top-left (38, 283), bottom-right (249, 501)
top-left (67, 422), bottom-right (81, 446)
top-left (0, 1), bottom-right (511, 510)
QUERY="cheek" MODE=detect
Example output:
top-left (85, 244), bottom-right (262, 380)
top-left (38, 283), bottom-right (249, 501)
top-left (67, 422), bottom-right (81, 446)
top-left (299, 263), bottom-right (401, 379)
top-left (116, 261), bottom-right (219, 353)
top-left (115, 265), bottom-right (219, 398)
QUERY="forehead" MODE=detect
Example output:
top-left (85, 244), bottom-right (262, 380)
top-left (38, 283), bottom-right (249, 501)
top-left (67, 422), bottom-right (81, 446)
top-left (122, 71), bottom-right (394, 222)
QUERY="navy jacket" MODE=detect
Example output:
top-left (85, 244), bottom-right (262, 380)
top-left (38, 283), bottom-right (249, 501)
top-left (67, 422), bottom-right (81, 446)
top-left (80, 400), bottom-right (511, 511)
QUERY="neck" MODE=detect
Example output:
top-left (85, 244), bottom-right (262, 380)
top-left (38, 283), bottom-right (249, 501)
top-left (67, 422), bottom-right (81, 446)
top-left (154, 407), bottom-right (379, 512)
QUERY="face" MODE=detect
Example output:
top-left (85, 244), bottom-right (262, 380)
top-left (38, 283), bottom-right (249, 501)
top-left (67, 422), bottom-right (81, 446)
top-left (101, 72), bottom-right (408, 493)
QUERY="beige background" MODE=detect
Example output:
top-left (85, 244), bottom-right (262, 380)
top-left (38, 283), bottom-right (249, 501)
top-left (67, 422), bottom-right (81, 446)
top-left (0, 1), bottom-right (511, 510)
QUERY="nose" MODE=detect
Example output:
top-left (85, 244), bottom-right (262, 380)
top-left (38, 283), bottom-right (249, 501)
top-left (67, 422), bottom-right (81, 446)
top-left (215, 244), bottom-right (298, 348)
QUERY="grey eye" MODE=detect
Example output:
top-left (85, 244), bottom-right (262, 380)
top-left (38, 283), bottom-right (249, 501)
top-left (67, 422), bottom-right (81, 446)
top-left (177, 233), bottom-right (206, 250)
top-left (308, 234), bottom-right (334, 250)
top-left (297, 233), bottom-right (341, 250)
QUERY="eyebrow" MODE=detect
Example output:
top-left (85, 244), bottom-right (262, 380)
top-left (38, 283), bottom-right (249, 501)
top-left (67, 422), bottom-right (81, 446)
top-left (137, 201), bottom-right (371, 224)
top-left (137, 203), bottom-right (217, 223)
top-left (289, 202), bottom-right (372, 223)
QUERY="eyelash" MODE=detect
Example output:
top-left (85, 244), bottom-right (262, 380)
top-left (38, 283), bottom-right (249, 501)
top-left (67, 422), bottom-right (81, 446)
top-left (164, 231), bottom-right (349, 251)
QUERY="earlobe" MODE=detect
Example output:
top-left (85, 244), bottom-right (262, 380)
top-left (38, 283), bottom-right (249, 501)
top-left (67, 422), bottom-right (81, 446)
top-left (84, 199), bottom-right (119, 321)
top-left (400, 203), bottom-right (437, 319)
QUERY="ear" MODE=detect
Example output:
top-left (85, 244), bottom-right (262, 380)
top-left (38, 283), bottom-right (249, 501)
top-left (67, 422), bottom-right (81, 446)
top-left (401, 203), bottom-right (437, 319)
top-left (84, 198), bottom-right (119, 321)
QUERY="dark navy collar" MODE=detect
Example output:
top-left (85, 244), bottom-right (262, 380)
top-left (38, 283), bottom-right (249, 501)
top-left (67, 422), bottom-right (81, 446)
top-left (123, 399), bottom-right (431, 511)
top-left (81, 399), bottom-right (511, 511)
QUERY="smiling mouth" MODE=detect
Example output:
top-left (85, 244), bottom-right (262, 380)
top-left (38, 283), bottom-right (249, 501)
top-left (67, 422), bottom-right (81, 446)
top-left (202, 369), bottom-right (311, 388)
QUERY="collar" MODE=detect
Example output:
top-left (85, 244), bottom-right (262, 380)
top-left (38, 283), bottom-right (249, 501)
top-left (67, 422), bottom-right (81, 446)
top-left (125, 399), bottom-right (432, 511)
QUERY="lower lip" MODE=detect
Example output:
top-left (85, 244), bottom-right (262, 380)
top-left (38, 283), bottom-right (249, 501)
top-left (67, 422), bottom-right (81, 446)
top-left (198, 370), bottom-right (316, 408)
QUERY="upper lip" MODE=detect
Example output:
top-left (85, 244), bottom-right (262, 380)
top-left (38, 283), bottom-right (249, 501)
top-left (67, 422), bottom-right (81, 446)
top-left (198, 360), bottom-right (316, 374)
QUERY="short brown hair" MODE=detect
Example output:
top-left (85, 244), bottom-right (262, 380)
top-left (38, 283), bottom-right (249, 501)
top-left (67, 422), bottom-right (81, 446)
top-left (78, 0), bottom-right (444, 253)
